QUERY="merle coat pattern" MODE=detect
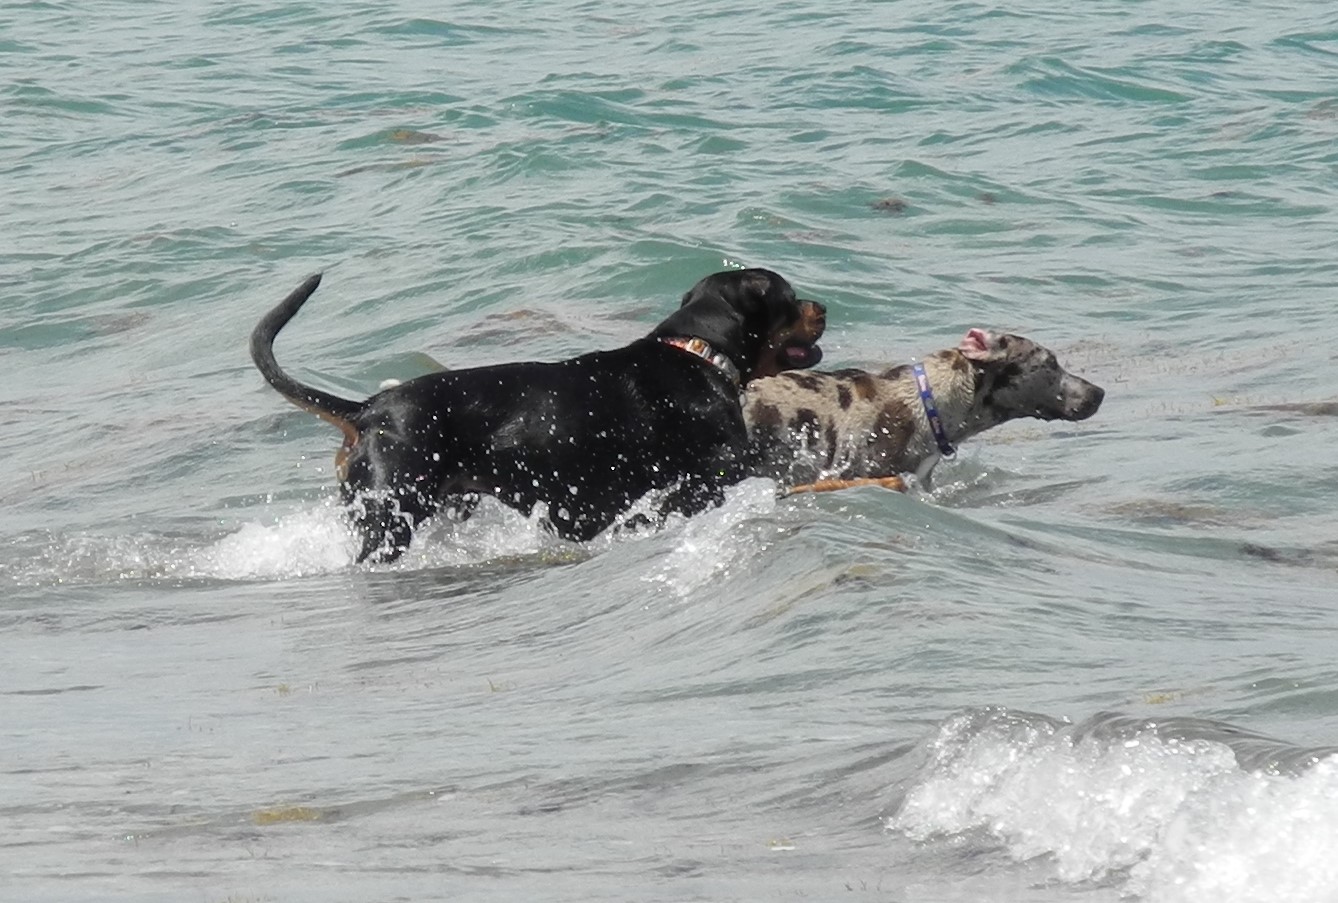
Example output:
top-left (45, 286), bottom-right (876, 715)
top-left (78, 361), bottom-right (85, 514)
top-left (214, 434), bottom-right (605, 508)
top-left (252, 269), bottom-right (826, 563)
top-left (744, 328), bottom-right (1104, 491)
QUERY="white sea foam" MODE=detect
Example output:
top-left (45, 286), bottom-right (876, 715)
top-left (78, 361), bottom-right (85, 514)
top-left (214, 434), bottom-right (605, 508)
top-left (192, 496), bottom-right (573, 579)
top-left (639, 478), bottom-right (780, 597)
top-left (888, 707), bottom-right (1338, 903)
top-left (186, 502), bottom-right (358, 580)
top-left (7, 478), bottom-right (788, 587)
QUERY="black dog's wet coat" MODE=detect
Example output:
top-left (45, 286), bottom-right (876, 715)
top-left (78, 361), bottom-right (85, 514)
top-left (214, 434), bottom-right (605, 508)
top-left (252, 269), bottom-right (825, 562)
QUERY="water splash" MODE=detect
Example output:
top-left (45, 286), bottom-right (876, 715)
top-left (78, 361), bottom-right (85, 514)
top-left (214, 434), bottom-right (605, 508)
top-left (2, 501), bottom-right (358, 586)
top-left (187, 503), bottom-right (358, 580)
top-left (3, 480), bottom-right (789, 587)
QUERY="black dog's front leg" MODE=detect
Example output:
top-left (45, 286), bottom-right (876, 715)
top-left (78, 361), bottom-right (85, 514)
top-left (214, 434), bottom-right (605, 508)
top-left (608, 479), bottom-right (724, 537)
top-left (439, 492), bottom-right (480, 523)
top-left (654, 477), bottom-right (727, 525)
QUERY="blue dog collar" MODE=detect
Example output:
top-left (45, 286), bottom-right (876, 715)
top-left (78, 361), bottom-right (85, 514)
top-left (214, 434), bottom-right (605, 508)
top-left (912, 361), bottom-right (955, 458)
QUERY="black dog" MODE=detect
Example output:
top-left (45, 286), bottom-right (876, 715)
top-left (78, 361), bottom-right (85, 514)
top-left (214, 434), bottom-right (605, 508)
top-left (251, 269), bottom-right (826, 563)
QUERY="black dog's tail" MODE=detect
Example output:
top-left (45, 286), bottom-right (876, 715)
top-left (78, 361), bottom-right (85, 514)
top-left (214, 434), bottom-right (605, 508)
top-left (250, 273), bottom-right (363, 445)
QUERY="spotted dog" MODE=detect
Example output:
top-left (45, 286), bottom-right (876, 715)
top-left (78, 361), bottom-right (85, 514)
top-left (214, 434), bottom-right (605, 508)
top-left (744, 328), bottom-right (1104, 494)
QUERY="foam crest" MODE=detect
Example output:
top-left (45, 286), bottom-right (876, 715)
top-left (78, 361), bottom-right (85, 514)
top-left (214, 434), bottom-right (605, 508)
top-left (1134, 756), bottom-right (1338, 901)
top-left (9, 503), bottom-right (362, 585)
top-left (198, 498), bottom-right (571, 578)
top-left (188, 503), bottom-right (358, 580)
top-left (640, 478), bottom-right (780, 597)
top-left (888, 707), bottom-right (1338, 902)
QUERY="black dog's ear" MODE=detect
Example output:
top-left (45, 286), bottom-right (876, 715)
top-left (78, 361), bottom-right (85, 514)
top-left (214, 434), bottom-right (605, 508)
top-left (740, 271), bottom-right (771, 299)
top-left (681, 270), bottom-right (773, 309)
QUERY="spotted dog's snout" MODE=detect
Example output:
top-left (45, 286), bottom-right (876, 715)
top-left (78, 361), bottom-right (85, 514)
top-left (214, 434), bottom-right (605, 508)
top-left (1073, 382), bottom-right (1104, 420)
top-left (1062, 377), bottom-right (1105, 421)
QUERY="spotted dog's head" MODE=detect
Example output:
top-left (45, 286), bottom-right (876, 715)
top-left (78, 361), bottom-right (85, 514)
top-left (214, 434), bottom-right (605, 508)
top-left (958, 328), bottom-right (1104, 422)
top-left (657, 268), bottom-right (825, 383)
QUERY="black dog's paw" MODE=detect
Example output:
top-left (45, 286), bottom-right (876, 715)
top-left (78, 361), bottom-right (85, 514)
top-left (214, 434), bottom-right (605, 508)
top-left (440, 492), bottom-right (481, 523)
top-left (613, 512), bottom-right (658, 535)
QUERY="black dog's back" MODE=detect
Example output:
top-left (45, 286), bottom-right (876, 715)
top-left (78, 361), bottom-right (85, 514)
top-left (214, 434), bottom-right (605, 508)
top-left (354, 339), bottom-right (747, 542)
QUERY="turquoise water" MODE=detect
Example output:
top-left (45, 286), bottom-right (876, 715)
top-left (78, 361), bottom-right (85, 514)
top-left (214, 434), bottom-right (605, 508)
top-left (3, 2), bottom-right (1337, 900)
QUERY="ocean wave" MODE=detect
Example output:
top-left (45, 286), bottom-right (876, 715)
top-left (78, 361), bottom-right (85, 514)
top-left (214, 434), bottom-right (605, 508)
top-left (888, 706), bottom-right (1338, 902)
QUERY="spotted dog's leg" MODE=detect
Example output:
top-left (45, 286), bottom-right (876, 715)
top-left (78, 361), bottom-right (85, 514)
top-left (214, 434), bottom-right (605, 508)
top-left (782, 476), bottom-right (908, 497)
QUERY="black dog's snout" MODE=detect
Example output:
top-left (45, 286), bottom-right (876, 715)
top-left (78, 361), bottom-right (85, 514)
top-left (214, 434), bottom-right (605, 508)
top-left (800, 300), bottom-right (827, 333)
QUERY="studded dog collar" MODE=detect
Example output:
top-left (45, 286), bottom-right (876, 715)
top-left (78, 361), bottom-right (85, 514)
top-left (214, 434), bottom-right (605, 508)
top-left (660, 336), bottom-right (742, 386)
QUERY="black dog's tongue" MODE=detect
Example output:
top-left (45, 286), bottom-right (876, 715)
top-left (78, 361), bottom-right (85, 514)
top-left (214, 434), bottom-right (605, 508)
top-left (785, 343), bottom-right (822, 368)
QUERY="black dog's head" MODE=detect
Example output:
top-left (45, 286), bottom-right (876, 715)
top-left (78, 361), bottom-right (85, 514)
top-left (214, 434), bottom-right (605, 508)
top-left (652, 268), bottom-right (825, 383)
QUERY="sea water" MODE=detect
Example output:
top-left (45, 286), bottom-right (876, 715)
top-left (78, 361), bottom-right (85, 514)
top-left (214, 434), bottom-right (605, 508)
top-left (3, 1), bottom-right (1337, 900)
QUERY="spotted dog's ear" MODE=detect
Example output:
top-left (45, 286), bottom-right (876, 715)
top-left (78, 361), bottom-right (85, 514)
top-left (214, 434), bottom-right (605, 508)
top-left (957, 328), bottom-right (997, 361)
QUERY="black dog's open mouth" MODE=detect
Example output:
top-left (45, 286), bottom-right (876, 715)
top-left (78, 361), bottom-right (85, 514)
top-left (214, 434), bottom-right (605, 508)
top-left (783, 340), bottom-right (822, 368)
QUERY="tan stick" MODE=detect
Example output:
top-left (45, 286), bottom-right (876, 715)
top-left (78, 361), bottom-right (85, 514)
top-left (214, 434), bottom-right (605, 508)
top-left (782, 475), bottom-right (909, 496)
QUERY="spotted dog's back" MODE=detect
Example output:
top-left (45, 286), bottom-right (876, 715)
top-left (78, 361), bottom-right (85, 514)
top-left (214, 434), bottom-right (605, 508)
top-left (744, 329), bottom-right (1105, 490)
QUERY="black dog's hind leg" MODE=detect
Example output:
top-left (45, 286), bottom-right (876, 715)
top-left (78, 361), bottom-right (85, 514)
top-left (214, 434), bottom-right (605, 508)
top-left (348, 490), bottom-right (425, 564)
top-left (342, 451), bottom-right (440, 565)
